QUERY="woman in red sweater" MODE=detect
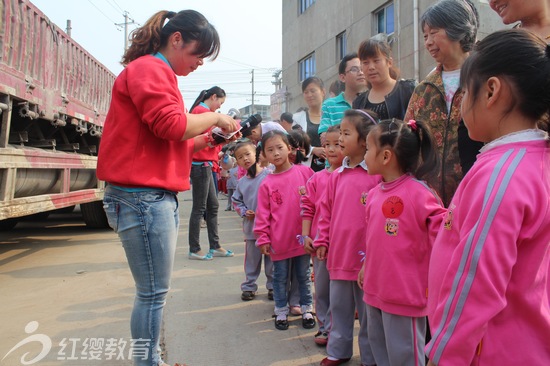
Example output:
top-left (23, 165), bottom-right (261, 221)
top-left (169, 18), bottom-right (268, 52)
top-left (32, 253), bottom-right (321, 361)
top-left (97, 10), bottom-right (238, 366)
top-left (188, 86), bottom-right (234, 260)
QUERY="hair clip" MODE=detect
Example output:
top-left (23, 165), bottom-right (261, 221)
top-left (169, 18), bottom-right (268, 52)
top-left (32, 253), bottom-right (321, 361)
top-left (407, 119), bottom-right (418, 131)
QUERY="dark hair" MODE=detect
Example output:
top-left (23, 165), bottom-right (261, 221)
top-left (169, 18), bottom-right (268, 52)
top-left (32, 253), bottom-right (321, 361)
top-left (357, 39), bottom-right (399, 81)
top-left (302, 76), bottom-right (325, 93)
top-left (371, 119), bottom-right (439, 180)
top-left (326, 124), bottom-right (341, 134)
top-left (288, 129), bottom-right (311, 163)
top-left (328, 80), bottom-right (345, 96)
top-left (122, 10), bottom-right (220, 65)
top-left (280, 112), bottom-right (294, 124)
top-left (190, 86), bottom-right (226, 112)
top-left (260, 130), bottom-right (291, 154)
top-left (461, 28), bottom-right (550, 127)
top-left (421, 0), bottom-right (479, 53)
top-left (343, 109), bottom-right (379, 141)
top-left (234, 140), bottom-right (260, 178)
top-left (339, 52), bottom-right (359, 75)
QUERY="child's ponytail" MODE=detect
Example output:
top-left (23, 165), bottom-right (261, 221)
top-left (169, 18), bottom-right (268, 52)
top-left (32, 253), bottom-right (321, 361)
top-left (409, 120), bottom-right (440, 180)
top-left (374, 119), bottom-right (439, 181)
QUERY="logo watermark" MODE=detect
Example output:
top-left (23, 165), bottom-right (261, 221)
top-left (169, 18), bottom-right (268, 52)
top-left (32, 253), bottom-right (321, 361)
top-left (2, 321), bottom-right (151, 365)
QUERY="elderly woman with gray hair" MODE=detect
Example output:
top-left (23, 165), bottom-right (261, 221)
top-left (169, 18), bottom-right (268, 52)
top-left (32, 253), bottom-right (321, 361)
top-left (404, 0), bottom-right (484, 207)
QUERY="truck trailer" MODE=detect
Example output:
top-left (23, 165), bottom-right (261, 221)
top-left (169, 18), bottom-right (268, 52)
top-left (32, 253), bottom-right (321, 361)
top-left (0, 0), bottom-right (116, 229)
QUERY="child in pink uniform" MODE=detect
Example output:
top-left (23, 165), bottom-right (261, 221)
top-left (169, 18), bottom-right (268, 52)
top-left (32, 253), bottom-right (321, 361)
top-left (301, 125), bottom-right (345, 346)
top-left (426, 29), bottom-right (550, 365)
top-left (359, 118), bottom-right (445, 365)
top-left (314, 109), bottom-right (379, 366)
top-left (254, 130), bottom-right (315, 330)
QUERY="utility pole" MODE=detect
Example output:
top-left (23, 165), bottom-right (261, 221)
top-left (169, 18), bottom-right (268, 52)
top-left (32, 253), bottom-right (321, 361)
top-left (66, 20), bottom-right (72, 37)
top-left (116, 11), bottom-right (135, 51)
top-left (250, 69), bottom-right (255, 114)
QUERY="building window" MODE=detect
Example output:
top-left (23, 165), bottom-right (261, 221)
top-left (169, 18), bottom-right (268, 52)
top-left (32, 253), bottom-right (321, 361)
top-left (299, 0), bottom-right (316, 14)
top-left (299, 53), bottom-right (316, 82)
top-left (336, 32), bottom-right (346, 61)
top-left (375, 2), bottom-right (395, 35)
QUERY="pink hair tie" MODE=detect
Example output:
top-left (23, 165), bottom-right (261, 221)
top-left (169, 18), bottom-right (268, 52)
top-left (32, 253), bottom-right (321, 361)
top-left (407, 119), bottom-right (418, 131)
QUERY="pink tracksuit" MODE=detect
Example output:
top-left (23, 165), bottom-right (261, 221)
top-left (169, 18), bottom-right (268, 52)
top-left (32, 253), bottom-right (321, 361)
top-left (363, 173), bottom-right (446, 317)
top-left (301, 168), bottom-right (332, 239)
top-left (314, 161), bottom-right (380, 279)
top-left (254, 164), bottom-right (314, 261)
top-left (427, 131), bottom-right (550, 365)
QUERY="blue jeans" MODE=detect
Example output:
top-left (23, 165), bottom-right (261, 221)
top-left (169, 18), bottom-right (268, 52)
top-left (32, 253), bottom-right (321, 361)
top-left (272, 254), bottom-right (313, 310)
top-left (103, 185), bottom-right (179, 366)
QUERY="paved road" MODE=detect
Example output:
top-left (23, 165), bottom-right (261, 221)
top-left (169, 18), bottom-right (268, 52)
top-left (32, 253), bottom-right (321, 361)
top-left (0, 191), bottom-right (360, 366)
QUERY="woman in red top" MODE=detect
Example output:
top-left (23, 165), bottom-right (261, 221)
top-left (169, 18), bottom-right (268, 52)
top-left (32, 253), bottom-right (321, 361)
top-left (188, 86), bottom-right (234, 260)
top-left (97, 10), bottom-right (238, 366)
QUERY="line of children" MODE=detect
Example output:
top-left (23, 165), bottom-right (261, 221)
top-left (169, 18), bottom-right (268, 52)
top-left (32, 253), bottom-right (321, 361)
top-left (301, 125), bottom-right (345, 346)
top-left (314, 109), bottom-right (380, 366)
top-left (359, 118), bottom-right (446, 365)
top-left (232, 141), bottom-right (274, 301)
top-left (253, 130), bottom-right (316, 330)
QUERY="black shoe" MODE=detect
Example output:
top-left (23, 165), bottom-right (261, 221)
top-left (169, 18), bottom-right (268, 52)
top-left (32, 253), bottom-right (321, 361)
top-left (302, 312), bottom-right (316, 329)
top-left (267, 289), bottom-right (274, 300)
top-left (274, 315), bottom-right (289, 330)
top-left (241, 291), bottom-right (255, 301)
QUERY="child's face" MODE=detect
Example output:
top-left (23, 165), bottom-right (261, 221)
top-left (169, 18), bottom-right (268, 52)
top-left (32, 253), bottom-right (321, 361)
top-left (263, 135), bottom-right (290, 167)
top-left (460, 86), bottom-right (492, 143)
top-left (288, 145), bottom-right (306, 164)
top-left (361, 52), bottom-right (392, 86)
top-left (234, 145), bottom-right (256, 170)
top-left (339, 118), bottom-right (366, 159)
top-left (364, 130), bottom-right (383, 175)
top-left (325, 131), bottom-right (344, 168)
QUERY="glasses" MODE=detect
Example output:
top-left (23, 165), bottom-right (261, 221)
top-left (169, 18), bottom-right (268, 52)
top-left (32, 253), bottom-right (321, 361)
top-left (345, 66), bottom-right (363, 74)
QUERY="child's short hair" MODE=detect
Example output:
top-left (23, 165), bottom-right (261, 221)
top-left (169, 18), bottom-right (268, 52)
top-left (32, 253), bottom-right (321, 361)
top-left (326, 124), bottom-right (341, 134)
top-left (343, 109), bottom-right (379, 141)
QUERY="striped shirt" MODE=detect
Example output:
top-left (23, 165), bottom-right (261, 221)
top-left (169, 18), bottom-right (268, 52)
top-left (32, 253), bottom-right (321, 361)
top-left (318, 92), bottom-right (351, 134)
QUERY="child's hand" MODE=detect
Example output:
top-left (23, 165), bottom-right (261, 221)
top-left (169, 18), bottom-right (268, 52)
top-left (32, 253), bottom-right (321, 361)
top-left (303, 236), bottom-right (316, 254)
top-left (260, 244), bottom-right (271, 255)
top-left (317, 246), bottom-right (327, 261)
top-left (245, 210), bottom-right (255, 220)
top-left (357, 266), bottom-right (365, 288)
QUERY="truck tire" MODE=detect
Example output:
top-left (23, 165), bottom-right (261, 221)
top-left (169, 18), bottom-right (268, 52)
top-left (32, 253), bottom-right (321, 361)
top-left (81, 201), bottom-right (109, 229)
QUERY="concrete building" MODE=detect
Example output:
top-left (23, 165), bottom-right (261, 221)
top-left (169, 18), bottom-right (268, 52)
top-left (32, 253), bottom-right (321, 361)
top-left (281, 0), bottom-right (505, 114)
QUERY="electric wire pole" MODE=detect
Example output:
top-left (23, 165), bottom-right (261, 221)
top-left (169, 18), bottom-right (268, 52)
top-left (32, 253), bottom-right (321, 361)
top-left (116, 11), bottom-right (135, 51)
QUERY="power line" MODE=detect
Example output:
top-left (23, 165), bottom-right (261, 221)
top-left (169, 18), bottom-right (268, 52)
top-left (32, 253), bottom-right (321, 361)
top-left (86, 0), bottom-right (118, 27)
top-left (106, 0), bottom-right (125, 14)
top-left (102, 0), bottom-right (124, 16)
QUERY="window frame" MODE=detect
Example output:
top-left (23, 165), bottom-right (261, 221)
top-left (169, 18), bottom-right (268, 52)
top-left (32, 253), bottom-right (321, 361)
top-left (374, 2), bottom-right (395, 35)
top-left (298, 53), bottom-right (316, 82)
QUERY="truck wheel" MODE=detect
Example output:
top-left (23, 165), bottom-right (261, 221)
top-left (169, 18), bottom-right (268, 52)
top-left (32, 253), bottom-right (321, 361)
top-left (81, 201), bottom-right (109, 229)
top-left (0, 218), bottom-right (19, 230)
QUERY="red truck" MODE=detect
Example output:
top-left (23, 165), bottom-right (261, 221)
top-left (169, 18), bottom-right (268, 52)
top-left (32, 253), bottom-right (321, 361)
top-left (0, 0), bottom-right (116, 229)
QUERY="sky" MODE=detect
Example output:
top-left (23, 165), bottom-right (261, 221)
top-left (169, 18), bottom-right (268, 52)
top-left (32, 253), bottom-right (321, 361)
top-left (30, 0), bottom-right (282, 113)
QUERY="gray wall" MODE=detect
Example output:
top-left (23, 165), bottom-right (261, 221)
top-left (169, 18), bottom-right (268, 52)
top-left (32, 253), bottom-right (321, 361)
top-left (282, 0), bottom-right (505, 114)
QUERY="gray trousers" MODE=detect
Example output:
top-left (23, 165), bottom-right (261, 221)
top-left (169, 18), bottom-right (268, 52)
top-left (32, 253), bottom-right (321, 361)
top-left (241, 239), bottom-right (273, 292)
top-left (226, 188), bottom-right (235, 210)
top-left (188, 164), bottom-right (220, 253)
top-left (327, 280), bottom-right (375, 365)
top-left (366, 305), bottom-right (426, 366)
top-left (313, 256), bottom-right (331, 332)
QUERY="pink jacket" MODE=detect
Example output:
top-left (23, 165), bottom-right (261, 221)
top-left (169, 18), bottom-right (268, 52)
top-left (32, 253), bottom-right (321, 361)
top-left (254, 164), bottom-right (314, 261)
top-left (314, 160), bottom-right (380, 280)
top-left (363, 174), bottom-right (445, 317)
top-left (427, 134), bottom-right (550, 365)
top-left (301, 169), bottom-right (332, 240)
